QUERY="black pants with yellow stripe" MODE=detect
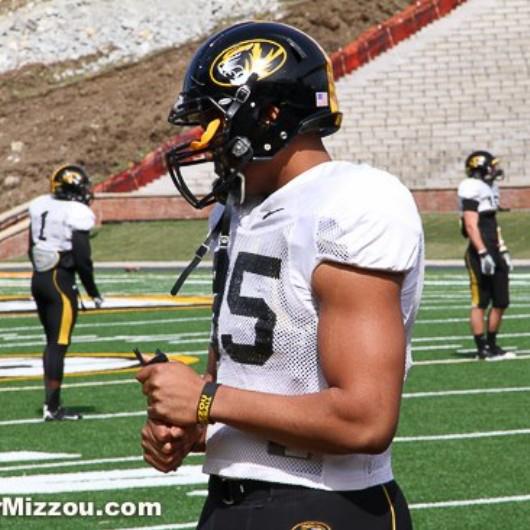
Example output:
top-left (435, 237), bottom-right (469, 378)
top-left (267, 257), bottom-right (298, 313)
top-left (198, 476), bottom-right (412, 530)
top-left (31, 267), bottom-right (78, 382)
top-left (464, 246), bottom-right (509, 309)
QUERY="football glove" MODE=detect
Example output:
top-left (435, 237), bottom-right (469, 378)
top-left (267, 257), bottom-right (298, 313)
top-left (93, 296), bottom-right (104, 309)
top-left (479, 251), bottom-right (496, 276)
top-left (501, 250), bottom-right (513, 272)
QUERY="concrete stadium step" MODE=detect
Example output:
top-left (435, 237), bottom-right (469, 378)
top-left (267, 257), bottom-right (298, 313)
top-left (324, 0), bottom-right (530, 191)
top-left (132, 163), bottom-right (214, 196)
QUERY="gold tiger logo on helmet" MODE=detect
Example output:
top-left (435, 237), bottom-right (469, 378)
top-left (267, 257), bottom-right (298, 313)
top-left (468, 155), bottom-right (486, 169)
top-left (50, 165), bottom-right (81, 192)
top-left (61, 170), bottom-right (81, 185)
top-left (210, 39), bottom-right (287, 87)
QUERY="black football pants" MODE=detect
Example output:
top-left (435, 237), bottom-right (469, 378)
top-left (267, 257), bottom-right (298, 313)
top-left (197, 476), bottom-right (413, 529)
top-left (465, 246), bottom-right (509, 309)
top-left (32, 268), bottom-right (78, 381)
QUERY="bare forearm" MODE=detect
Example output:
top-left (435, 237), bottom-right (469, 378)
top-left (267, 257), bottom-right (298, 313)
top-left (466, 223), bottom-right (486, 252)
top-left (463, 211), bottom-right (486, 252)
top-left (210, 384), bottom-right (399, 455)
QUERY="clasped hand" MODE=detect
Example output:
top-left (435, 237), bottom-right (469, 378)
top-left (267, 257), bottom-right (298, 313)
top-left (137, 361), bottom-right (204, 425)
top-left (137, 361), bottom-right (205, 472)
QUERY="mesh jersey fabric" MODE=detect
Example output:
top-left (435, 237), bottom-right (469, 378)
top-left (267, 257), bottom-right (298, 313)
top-left (204, 160), bottom-right (424, 490)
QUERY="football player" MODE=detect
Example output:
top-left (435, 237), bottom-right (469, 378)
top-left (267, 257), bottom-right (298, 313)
top-left (29, 164), bottom-right (103, 421)
top-left (458, 151), bottom-right (513, 360)
top-left (138, 22), bottom-right (424, 529)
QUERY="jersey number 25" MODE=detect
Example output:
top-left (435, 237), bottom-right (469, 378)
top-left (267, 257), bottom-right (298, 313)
top-left (221, 252), bottom-right (281, 366)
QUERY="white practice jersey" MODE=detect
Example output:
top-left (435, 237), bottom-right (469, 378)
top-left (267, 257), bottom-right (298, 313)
top-left (29, 194), bottom-right (95, 252)
top-left (457, 178), bottom-right (499, 214)
top-left (204, 161), bottom-right (425, 491)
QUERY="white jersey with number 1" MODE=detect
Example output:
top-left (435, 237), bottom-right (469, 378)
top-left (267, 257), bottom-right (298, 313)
top-left (29, 194), bottom-right (95, 252)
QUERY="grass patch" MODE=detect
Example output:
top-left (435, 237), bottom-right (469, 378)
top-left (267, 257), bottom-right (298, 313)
top-left (91, 219), bottom-right (208, 261)
top-left (423, 211), bottom-right (530, 259)
top-left (86, 212), bottom-right (530, 262)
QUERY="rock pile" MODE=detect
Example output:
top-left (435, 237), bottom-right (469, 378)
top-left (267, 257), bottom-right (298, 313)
top-left (0, 0), bottom-right (280, 76)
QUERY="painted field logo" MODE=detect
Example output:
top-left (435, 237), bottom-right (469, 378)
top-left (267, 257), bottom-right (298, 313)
top-left (291, 522), bottom-right (331, 530)
top-left (0, 355), bottom-right (139, 379)
top-left (0, 353), bottom-right (199, 381)
top-left (210, 39), bottom-right (287, 87)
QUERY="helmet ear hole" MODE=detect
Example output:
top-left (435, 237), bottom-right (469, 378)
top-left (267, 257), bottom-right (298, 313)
top-left (259, 105), bottom-right (281, 127)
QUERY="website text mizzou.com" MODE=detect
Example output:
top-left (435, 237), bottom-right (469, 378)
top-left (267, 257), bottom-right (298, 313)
top-left (0, 496), bottom-right (162, 517)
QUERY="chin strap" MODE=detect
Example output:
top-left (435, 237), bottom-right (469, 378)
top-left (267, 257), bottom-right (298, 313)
top-left (209, 191), bottom-right (238, 355)
top-left (170, 218), bottom-right (222, 296)
top-left (211, 192), bottom-right (235, 295)
top-left (170, 185), bottom-right (240, 297)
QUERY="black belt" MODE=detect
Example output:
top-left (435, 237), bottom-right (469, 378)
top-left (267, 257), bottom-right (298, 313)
top-left (209, 475), bottom-right (308, 505)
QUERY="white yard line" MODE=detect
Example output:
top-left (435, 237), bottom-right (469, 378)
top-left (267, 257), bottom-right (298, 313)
top-left (0, 379), bottom-right (138, 392)
top-left (0, 455), bottom-right (143, 473)
top-left (186, 490), bottom-right (208, 497)
top-left (413, 332), bottom-right (530, 342)
top-left (0, 410), bottom-right (145, 426)
top-left (0, 451), bottom-right (80, 463)
top-left (0, 465), bottom-right (207, 494)
top-left (410, 494), bottom-right (530, 509)
top-left (403, 386), bottom-right (530, 398)
top-left (395, 428), bottom-right (530, 442)
top-left (3, 381), bottom-right (529, 398)
top-left (416, 313), bottom-right (530, 324)
top-left (412, 344), bottom-right (462, 351)
top-left (413, 354), bottom-right (530, 366)
top-left (0, 333), bottom-right (210, 349)
top-left (0, 316), bottom-right (211, 334)
top-left (0, 379), bottom-right (137, 392)
top-left (424, 280), bottom-right (530, 286)
top-left (419, 302), bottom-right (530, 311)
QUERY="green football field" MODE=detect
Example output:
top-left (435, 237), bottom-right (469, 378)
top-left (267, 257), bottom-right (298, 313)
top-left (1, 267), bottom-right (530, 529)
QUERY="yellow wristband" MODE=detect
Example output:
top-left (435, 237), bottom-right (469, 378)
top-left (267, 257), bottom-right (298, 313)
top-left (196, 382), bottom-right (220, 425)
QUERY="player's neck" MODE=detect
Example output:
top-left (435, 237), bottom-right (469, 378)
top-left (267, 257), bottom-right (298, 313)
top-left (278, 136), bottom-right (331, 186)
top-left (244, 135), bottom-right (331, 195)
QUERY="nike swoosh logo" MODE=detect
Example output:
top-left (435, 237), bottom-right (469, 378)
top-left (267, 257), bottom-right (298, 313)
top-left (262, 208), bottom-right (285, 220)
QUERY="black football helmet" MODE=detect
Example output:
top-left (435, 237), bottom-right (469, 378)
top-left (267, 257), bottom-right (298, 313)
top-left (165, 21), bottom-right (342, 209)
top-left (465, 151), bottom-right (504, 183)
top-left (50, 164), bottom-right (93, 204)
